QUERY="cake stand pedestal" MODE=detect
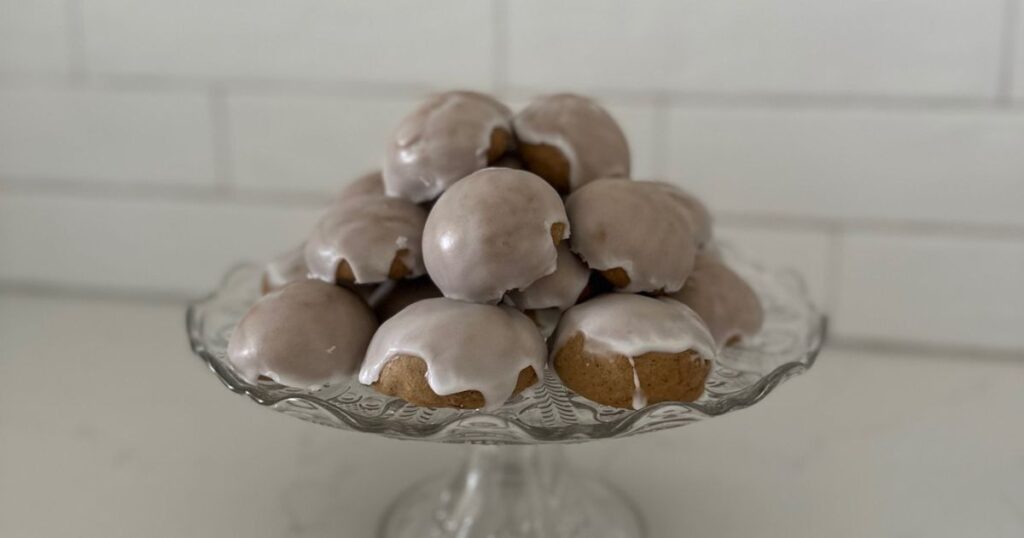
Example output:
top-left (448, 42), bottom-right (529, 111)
top-left (380, 444), bottom-right (642, 538)
top-left (186, 247), bottom-right (825, 538)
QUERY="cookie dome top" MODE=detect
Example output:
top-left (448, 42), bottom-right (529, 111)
top-left (336, 170), bottom-right (386, 202)
top-left (227, 280), bottom-right (378, 390)
top-left (566, 179), bottom-right (700, 293)
top-left (262, 243), bottom-right (309, 294)
top-left (422, 167), bottom-right (569, 303)
top-left (551, 293), bottom-right (716, 363)
top-left (383, 91), bottom-right (513, 203)
top-left (667, 250), bottom-right (763, 347)
top-left (513, 93), bottom-right (629, 193)
top-left (358, 298), bottom-right (547, 409)
top-left (306, 194), bottom-right (428, 285)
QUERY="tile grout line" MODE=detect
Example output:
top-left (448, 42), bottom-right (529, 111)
top-left (997, 0), bottom-right (1021, 105)
top-left (208, 85), bottom-right (235, 193)
top-left (3, 73), bottom-right (1023, 112)
top-left (63, 0), bottom-right (88, 81)
top-left (491, 0), bottom-right (509, 93)
top-left (828, 336), bottom-right (1024, 364)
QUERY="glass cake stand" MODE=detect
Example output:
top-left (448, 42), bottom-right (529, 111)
top-left (186, 247), bottom-right (826, 538)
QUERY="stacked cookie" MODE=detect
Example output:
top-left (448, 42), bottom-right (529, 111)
top-left (227, 91), bottom-right (763, 410)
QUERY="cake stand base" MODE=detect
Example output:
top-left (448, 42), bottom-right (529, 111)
top-left (378, 444), bottom-right (645, 538)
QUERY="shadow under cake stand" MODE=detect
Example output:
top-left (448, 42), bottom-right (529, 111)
top-left (186, 249), bottom-right (826, 538)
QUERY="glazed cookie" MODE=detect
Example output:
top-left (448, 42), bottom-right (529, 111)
top-left (227, 280), bottom-right (378, 390)
top-left (306, 194), bottom-right (428, 285)
top-left (336, 170), bottom-right (385, 203)
top-left (513, 94), bottom-right (629, 194)
top-left (506, 243), bottom-right (590, 312)
top-left (261, 243), bottom-right (309, 294)
top-left (372, 276), bottom-right (444, 322)
top-left (651, 182), bottom-right (712, 247)
top-left (551, 293), bottom-right (716, 409)
top-left (359, 298), bottom-right (546, 409)
top-left (667, 250), bottom-right (763, 347)
top-left (565, 179), bottom-right (699, 293)
top-left (422, 168), bottom-right (569, 303)
top-left (383, 91), bottom-right (514, 203)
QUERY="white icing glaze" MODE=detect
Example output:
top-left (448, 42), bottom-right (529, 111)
top-left (513, 94), bottom-right (630, 191)
top-left (262, 243), bottom-right (310, 292)
top-left (626, 356), bottom-right (647, 410)
top-left (336, 170), bottom-right (385, 203)
top-left (649, 182), bottom-right (712, 247)
top-left (382, 91), bottom-right (513, 203)
top-left (306, 194), bottom-right (428, 284)
top-left (359, 298), bottom-right (547, 410)
top-left (227, 280), bottom-right (378, 390)
top-left (422, 168), bottom-right (569, 303)
top-left (551, 293), bottom-right (717, 365)
top-left (566, 179), bottom-right (698, 293)
top-left (667, 249), bottom-right (764, 347)
top-left (506, 243), bottom-right (590, 311)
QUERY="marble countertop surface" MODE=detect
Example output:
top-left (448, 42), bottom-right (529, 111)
top-left (1, 289), bottom-right (1022, 538)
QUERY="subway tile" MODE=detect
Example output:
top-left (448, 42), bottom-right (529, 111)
top-left (835, 232), bottom-right (1024, 351)
top-left (715, 224), bottom-right (833, 310)
top-left (0, 193), bottom-right (322, 295)
top-left (0, 0), bottom-right (69, 74)
top-left (507, 0), bottom-right (1002, 98)
top-left (667, 106), bottom-right (1024, 227)
top-left (1015, 3), bottom-right (1024, 102)
top-left (228, 94), bottom-right (416, 193)
top-left (0, 88), bottom-right (216, 185)
top-left (602, 102), bottom-right (662, 180)
top-left (82, 0), bottom-right (494, 88)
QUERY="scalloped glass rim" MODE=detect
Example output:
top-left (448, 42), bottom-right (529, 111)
top-left (186, 247), bottom-right (827, 444)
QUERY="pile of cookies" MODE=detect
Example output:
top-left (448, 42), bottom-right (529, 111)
top-left (227, 91), bottom-right (763, 410)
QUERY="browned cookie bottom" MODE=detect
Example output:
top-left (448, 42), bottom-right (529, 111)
top-left (371, 355), bottom-right (539, 409)
top-left (487, 128), bottom-right (513, 163)
top-left (553, 333), bottom-right (710, 409)
top-left (520, 142), bottom-right (571, 194)
top-left (600, 267), bottom-right (632, 289)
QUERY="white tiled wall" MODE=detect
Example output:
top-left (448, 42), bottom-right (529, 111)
top-left (1, 0), bottom-right (1022, 354)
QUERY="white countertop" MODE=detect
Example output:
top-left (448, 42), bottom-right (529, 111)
top-left (1, 290), bottom-right (1022, 538)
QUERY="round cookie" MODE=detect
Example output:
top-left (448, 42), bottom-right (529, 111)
top-left (306, 194), bottom-right (428, 285)
top-left (667, 249), bottom-right (763, 347)
top-left (566, 179), bottom-right (699, 293)
top-left (505, 243), bottom-right (590, 312)
top-left (651, 182), bottom-right (712, 247)
top-left (513, 94), bottom-right (629, 194)
top-left (227, 280), bottom-right (378, 390)
top-left (422, 167), bottom-right (569, 303)
top-left (359, 298), bottom-right (546, 409)
top-left (372, 276), bottom-right (444, 322)
top-left (336, 170), bottom-right (385, 203)
top-left (382, 91), bottom-right (514, 203)
top-left (550, 294), bottom-right (716, 409)
top-left (261, 243), bottom-right (309, 294)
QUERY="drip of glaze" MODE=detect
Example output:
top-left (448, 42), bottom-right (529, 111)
top-left (626, 356), bottom-right (647, 410)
